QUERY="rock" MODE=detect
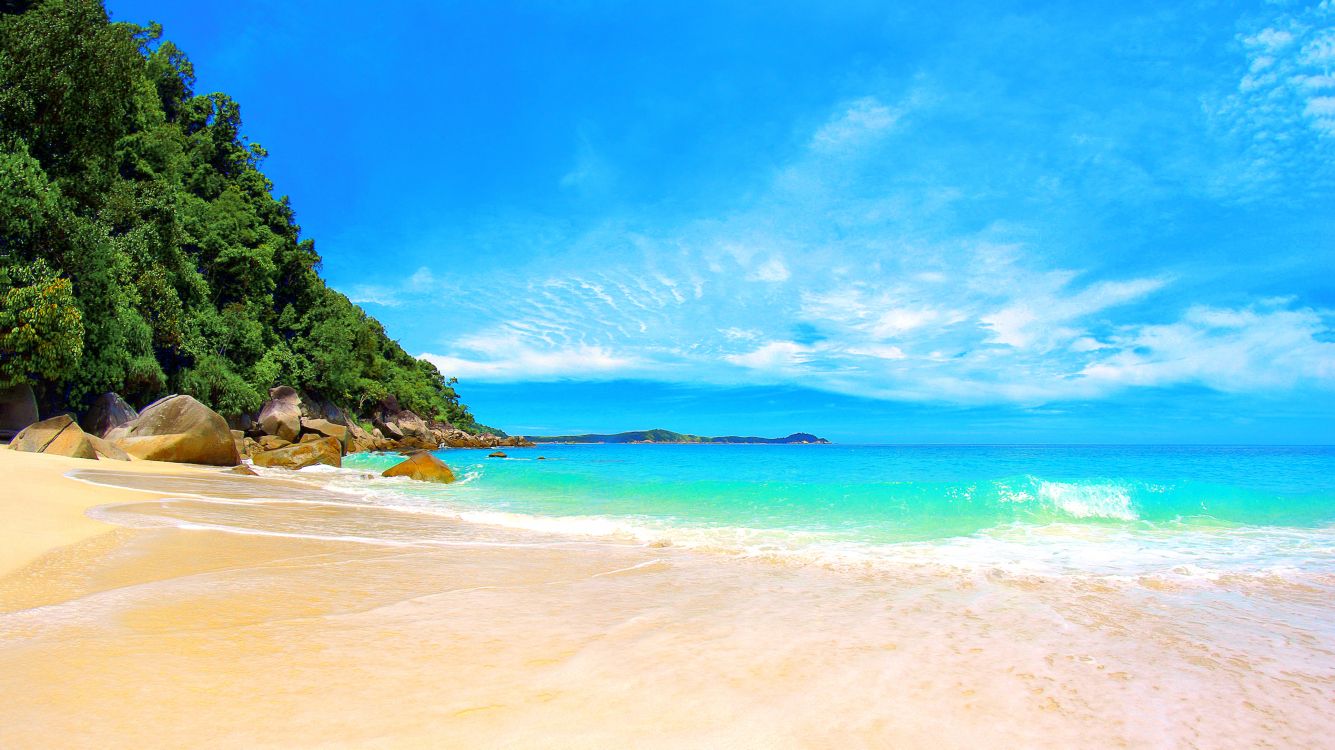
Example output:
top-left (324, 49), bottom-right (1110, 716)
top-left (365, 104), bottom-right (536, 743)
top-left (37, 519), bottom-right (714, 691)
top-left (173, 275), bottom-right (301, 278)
top-left (243, 436), bottom-right (259, 457)
top-left (314, 399), bottom-right (347, 425)
top-left (227, 411), bottom-right (261, 435)
top-left (488, 451), bottom-right (507, 458)
top-left (79, 392), bottom-right (139, 438)
top-left (0, 383), bottom-right (39, 441)
top-left (251, 436), bottom-right (342, 470)
top-left (346, 422), bottom-right (377, 453)
top-left (224, 464), bottom-right (259, 476)
top-left (537, 456), bottom-right (546, 460)
top-left (382, 452), bottom-right (455, 483)
top-left (257, 435), bottom-right (291, 451)
top-left (257, 385), bottom-right (302, 442)
top-left (106, 395), bottom-right (240, 466)
top-left (230, 429), bottom-right (246, 457)
top-left (301, 418), bottom-right (349, 453)
top-left (87, 434), bottom-right (130, 461)
top-left (396, 435), bottom-right (439, 451)
top-left (372, 398), bottom-right (430, 442)
top-left (299, 432), bottom-right (325, 444)
top-left (9, 415), bottom-right (96, 459)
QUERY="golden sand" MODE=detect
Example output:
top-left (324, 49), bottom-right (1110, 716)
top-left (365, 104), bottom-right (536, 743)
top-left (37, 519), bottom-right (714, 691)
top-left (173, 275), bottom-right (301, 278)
top-left (1, 450), bottom-right (1332, 748)
top-left (0, 448), bottom-right (214, 578)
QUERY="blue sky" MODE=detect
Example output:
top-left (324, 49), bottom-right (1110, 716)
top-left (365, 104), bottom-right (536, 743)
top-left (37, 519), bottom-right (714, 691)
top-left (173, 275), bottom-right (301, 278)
top-left (110, 1), bottom-right (1334, 442)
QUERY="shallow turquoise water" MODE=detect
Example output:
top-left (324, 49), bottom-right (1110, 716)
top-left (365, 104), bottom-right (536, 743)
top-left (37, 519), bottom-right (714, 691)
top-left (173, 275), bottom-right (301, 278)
top-left (346, 444), bottom-right (1335, 535)
top-left (336, 444), bottom-right (1335, 576)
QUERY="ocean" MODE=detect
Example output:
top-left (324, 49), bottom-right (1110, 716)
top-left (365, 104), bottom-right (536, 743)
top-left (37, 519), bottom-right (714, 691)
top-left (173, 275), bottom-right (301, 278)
top-left (316, 443), bottom-right (1335, 579)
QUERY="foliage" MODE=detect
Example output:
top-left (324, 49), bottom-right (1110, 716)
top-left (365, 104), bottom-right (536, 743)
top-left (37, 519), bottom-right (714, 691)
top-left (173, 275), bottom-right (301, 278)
top-left (0, 0), bottom-right (486, 431)
top-left (0, 259), bottom-right (84, 390)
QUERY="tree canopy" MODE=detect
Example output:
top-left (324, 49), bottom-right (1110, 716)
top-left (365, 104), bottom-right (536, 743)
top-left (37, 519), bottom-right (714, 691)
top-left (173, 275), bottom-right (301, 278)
top-left (0, 0), bottom-right (492, 431)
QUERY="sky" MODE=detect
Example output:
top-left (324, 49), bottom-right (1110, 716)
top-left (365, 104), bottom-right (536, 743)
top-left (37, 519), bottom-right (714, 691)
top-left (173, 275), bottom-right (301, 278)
top-left (109, 0), bottom-right (1335, 443)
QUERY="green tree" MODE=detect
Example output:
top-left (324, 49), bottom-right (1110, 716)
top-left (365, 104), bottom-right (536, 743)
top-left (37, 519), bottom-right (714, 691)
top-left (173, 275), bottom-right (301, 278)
top-left (0, 259), bottom-right (83, 390)
top-left (0, 0), bottom-right (495, 432)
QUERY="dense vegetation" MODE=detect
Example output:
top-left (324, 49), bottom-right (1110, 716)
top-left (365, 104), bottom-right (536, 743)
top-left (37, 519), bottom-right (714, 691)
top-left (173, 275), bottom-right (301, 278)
top-left (0, 0), bottom-right (492, 431)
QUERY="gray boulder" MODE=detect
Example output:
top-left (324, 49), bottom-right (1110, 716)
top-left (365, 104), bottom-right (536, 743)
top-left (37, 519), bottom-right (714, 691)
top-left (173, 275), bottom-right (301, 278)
top-left (258, 385), bottom-right (302, 442)
top-left (80, 392), bottom-right (139, 438)
top-left (0, 383), bottom-right (39, 441)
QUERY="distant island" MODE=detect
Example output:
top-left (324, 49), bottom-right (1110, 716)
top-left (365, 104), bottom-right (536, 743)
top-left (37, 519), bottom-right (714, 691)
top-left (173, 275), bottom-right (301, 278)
top-left (523, 429), bottom-right (830, 444)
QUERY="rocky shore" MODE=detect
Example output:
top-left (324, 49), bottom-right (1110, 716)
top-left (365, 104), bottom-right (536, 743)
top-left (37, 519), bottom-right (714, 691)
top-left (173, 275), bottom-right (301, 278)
top-left (1, 383), bottom-right (530, 473)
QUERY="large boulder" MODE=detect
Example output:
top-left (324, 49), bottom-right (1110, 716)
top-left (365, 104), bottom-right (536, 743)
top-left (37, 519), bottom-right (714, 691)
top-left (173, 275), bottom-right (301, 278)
top-left (106, 395), bottom-right (240, 466)
top-left (0, 383), bottom-right (39, 441)
top-left (79, 392), bottom-right (138, 438)
top-left (301, 417), bottom-right (349, 454)
top-left (257, 386), bottom-right (302, 442)
top-left (251, 436), bottom-right (342, 470)
top-left (382, 452), bottom-right (455, 483)
top-left (9, 415), bottom-right (96, 459)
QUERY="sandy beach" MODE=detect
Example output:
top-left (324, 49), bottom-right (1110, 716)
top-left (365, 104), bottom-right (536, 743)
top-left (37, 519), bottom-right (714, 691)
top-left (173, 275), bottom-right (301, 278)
top-left (2, 448), bottom-right (1333, 749)
top-left (0, 449), bottom-right (216, 579)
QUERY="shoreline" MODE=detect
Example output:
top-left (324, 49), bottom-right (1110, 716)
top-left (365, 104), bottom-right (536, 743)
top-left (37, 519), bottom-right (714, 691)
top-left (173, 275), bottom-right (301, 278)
top-left (0, 448), bottom-right (230, 579)
top-left (3, 447), bottom-right (1333, 748)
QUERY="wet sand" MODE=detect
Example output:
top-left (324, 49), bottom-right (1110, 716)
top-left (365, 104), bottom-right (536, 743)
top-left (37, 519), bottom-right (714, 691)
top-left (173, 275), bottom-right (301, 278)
top-left (1, 451), bottom-right (1332, 748)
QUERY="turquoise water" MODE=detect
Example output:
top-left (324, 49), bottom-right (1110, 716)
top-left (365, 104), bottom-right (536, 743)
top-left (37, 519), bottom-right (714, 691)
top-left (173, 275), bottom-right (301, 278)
top-left (336, 444), bottom-right (1335, 577)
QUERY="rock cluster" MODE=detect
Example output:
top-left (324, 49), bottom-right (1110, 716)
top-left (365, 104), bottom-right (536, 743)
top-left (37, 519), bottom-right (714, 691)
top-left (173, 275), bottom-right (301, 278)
top-left (228, 388), bottom-right (530, 473)
top-left (8, 395), bottom-right (238, 466)
top-left (2, 384), bottom-right (528, 478)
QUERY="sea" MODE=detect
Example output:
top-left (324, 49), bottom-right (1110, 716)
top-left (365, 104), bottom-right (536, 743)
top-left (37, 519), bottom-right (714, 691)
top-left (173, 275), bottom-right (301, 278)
top-left (331, 443), bottom-right (1335, 580)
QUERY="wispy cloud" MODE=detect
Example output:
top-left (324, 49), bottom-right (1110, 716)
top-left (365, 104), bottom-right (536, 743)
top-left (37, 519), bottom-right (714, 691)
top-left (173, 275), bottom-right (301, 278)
top-left (421, 332), bottom-right (640, 381)
top-left (361, 8), bottom-right (1335, 410)
top-left (810, 96), bottom-right (902, 153)
top-left (1208, 1), bottom-right (1335, 196)
top-left (346, 265), bottom-right (438, 307)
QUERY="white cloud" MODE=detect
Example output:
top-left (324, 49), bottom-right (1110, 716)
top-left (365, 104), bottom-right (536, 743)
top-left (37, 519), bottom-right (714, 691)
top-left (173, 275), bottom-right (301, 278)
top-left (810, 96), bottom-right (901, 152)
top-left (749, 257), bottom-right (791, 282)
top-left (346, 285), bottom-right (402, 307)
top-left (1078, 305), bottom-right (1335, 391)
top-left (407, 266), bottom-right (436, 291)
top-left (421, 334), bottom-right (638, 381)
top-left (845, 344), bottom-right (906, 360)
top-left (1214, 3), bottom-right (1335, 193)
top-left (345, 265), bottom-right (440, 306)
top-left (719, 327), bottom-right (761, 341)
top-left (405, 92), bottom-right (1334, 408)
top-left (724, 341), bottom-right (811, 370)
top-left (981, 276), bottom-right (1170, 351)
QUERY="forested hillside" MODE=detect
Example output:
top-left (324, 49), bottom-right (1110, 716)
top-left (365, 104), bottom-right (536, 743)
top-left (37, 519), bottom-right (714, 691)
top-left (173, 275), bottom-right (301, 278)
top-left (0, 0), bottom-right (491, 431)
